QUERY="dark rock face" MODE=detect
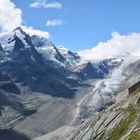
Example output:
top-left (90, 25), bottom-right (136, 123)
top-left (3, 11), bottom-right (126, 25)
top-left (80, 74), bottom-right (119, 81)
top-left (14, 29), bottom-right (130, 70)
top-left (0, 72), bottom-right (10, 81)
top-left (67, 50), bottom-right (80, 60)
top-left (128, 80), bottom-right (140, 94)
top-left (0, 44), bottom-right (4, 57)
top-left (0, 129), bottom-right (31, 140)
top-left (0, 82), bottom-right (20, 94)
top-left (13, 36), bottom-right (25, 52)
top-left (0, 44), bottom-right (4, 52)
top-left (54, 49), bottom-right (65, 62)
top-left (0, 72), bottom-right (20, 94)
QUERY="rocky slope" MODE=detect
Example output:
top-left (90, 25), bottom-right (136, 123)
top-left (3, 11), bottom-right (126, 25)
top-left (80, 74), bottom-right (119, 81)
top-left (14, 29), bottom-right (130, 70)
top-left (68, 88), bottom-right (140, 140)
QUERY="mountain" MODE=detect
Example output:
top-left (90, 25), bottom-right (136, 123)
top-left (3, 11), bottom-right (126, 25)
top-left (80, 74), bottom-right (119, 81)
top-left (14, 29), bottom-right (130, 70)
top-left (0, 27), bottom-right (79, 97)
top-left (0, 27), bottom-right (140, 140)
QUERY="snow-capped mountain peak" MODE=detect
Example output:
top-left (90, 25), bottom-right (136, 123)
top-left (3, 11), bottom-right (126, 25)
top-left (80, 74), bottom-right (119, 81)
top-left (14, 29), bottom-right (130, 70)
top-left (13, 27), bottom-right (27, 37)
top-left (0, 27), bottom-right (34, 52)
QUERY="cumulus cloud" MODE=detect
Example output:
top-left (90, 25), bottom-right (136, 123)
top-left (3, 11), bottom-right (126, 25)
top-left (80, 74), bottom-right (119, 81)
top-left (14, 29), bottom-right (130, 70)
top-left (78, 32), bottom-right (140, 60)
top-left (0, 0), bottom-right (49, 38)
top-left (22, 26), bottom-right (49, 38)
top-left (0, 0), bottom-right (22, 32)
top-left (30, 0), bottom-right (62, 9)
top-left (46, 19), bottom-right (63, 27)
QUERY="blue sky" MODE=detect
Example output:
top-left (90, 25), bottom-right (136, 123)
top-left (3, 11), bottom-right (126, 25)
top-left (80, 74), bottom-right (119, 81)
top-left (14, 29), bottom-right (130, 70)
top-left (11, 0), bottom-right (140, 51)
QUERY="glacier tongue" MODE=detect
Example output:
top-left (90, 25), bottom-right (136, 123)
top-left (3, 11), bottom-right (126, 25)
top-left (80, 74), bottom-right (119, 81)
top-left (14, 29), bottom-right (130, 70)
top-left (73, 55), bottom-right (140, 122)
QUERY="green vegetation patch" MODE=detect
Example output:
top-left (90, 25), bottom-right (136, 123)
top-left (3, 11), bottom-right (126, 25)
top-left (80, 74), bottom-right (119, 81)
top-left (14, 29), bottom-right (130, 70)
top-left (128, 132), bottom-right (140, 140)
top-left (110, 105), bottom-right (136, 140)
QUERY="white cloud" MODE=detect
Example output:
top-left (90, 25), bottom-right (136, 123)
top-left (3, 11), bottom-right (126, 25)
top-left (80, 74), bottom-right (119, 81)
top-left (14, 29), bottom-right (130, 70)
top-left (78, 32), bottom-right (140, 60)
top-left (30, 0), bottom-right (62, 9)
top-left (44, 2), bottom-right (62, 9)
top-left (22, 26), bottom-right (49, 38)
top-left (0, 0), bottom-right (22, 32)
top-left (46, 19), bottom-right (63, 27)
top-left (0, 0), bottom-right (49, 38)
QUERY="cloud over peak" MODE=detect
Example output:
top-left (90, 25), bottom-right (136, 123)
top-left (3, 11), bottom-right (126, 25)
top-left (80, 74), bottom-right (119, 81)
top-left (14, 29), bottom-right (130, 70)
top-left (0, 0), bottom-right (49, 38)
top-left (22, 26), bottom-right (49, 38)
top-left (78, 32), bottom-right (140, 60)
top-left (30, 0), bottom-right (62, 9)
top-left (0, 0), bottom-right (22, 32)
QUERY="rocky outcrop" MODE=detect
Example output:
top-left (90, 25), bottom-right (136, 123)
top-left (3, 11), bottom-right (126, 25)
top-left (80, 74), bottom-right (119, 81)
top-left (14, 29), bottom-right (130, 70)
top-left (128, 80), bottom-right (140, 95)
